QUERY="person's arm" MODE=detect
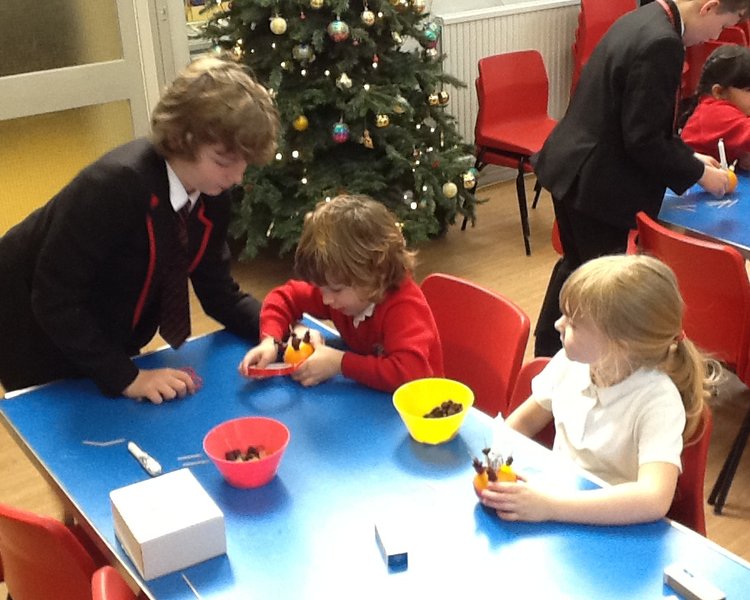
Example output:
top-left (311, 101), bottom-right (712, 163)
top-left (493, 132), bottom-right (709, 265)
top-left (480, 461), bottom-right (678, 525)
top-left (30, 165), bottom-right (150, 396)
top-left (506, 397), bottom-right (554, 440)
top-left (337, 292), bottom-right (440, 392)
top-left (621, 37), bottom-right (705, 194)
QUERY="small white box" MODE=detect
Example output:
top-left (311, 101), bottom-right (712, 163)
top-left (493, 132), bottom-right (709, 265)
top-left (110, 468), bottom-right (226, 580)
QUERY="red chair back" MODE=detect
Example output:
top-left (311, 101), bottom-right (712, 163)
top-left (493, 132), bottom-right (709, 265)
top-left (572, 0), bottom-right (637, 93)
top-left (0, 502), bottom-right (99, 600)
top-left (717, 25), bottom-right (748, 45)
top-left (635, 212), bottom-right (750, 372)
top-left (667, 405), bottom-right (713, 536)
top-left (682, 40), bottom-right (731, 98)
top-left (507, 357), bottom-right (555, 448)
top-left (421, 273), bottom-right (530, 417)
top-left (476, 51), bottom-right (551, 133)
top-left (91, 566), bottom-right (137, 600)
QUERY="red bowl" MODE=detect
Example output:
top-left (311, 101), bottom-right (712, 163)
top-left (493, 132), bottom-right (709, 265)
top-left (203, 416), bottom-right (290, 488)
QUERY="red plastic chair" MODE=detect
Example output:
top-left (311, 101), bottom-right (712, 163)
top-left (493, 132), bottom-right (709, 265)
top-left (507, 357), bottom-right (555, 449)
top-left (682, 40), bottom-right (732, 98)
top-left (571, 0), bottom-right (637, 94)
top-left (91, 566), bottom-right (137, 600)
top-left (717, 25), bottom-right (748, 45)
top-left (421, 273), bottom-right (530, 417)
top-left (635, 211), bottom-right (750, 514)
top-left (0, 502), bottom-right (102, 600)
top-left (469, 50), bottom-right (558, 255)
top-left (667, 405), bottom-right (714, 536)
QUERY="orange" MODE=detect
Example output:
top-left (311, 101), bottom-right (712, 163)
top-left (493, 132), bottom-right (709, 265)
top-left (283, 331), bottom-right (314, 365)
top-left (726, 168), bottom-right (738, 194)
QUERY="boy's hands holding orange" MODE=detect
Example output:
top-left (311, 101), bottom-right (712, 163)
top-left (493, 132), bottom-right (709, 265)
top-left (291, 343), bottom-right (343, 387)
top-left (283, 330), bottom-right (316, 365)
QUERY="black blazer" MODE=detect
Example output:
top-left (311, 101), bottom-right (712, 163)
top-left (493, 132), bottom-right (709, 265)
top-left (533, 1), bottom-right (704, 228)
top-left (0, 138), bottom-right (260, 395)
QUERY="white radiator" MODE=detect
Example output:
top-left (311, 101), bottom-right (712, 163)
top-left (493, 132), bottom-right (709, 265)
top-left (438, 1), bottom-right (580, 146)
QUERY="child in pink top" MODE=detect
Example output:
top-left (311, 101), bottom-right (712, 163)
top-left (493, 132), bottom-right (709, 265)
top-left (239, 194), bottom-right (444, 392)
top-left (681, 44), bottom-right (750, 170)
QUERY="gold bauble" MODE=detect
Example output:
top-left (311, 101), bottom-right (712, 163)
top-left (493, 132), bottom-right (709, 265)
top-left (361, 10), bottom-right (376, 26)
top-left (293, 115), bottom-right (309, 131)
top-left (442, 182), bottom-right (458, 198)
top-left (310, 0), bottom-right (324, 8)
top-left (375, 114), bottom-right (390, 128)
top-left (270, 16), bottom-right (287, 35)
top-left (428, 93), bottom-right (440, 106)
top-left (411, 0), bottom-right (427, 14)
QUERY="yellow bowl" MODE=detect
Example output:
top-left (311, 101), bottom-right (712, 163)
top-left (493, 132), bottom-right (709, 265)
top-left (392, 378), bottom-right (474, 445)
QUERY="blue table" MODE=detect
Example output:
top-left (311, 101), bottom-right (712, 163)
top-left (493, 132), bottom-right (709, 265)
top-left (659, 172), bottom-right (750, 253)
top-left (2, 331), bottom-right (750, 599)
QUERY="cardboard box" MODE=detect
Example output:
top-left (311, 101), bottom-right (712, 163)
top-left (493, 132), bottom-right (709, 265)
top-left (110, 468), bottom-right (226, 580)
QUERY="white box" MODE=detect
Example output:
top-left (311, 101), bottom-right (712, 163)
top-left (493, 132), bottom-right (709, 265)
top-left (110, 468), bottom-right (226, 580)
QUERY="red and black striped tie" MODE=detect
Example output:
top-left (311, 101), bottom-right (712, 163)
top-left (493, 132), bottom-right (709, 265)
top-left (159, 204), bottom-right (191, 348)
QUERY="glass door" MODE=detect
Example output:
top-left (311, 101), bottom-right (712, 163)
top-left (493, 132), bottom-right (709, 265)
top-left (0, 0), bottom-right (159, 233)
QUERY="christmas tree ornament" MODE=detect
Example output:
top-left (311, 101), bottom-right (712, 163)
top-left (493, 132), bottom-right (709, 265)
top-left (332, 121), bottom-right (350, 143)
top-left (393, 95), bottom-right (409, 114)
top-left (427, 93), bottom-right (440, 106)
top-left (293, 115), bottom-right (309, 131)
top-left (361, 9), bottom-right (376, 26)
top-left (389, 0), bottom-right (400, 5)
top-left (327, 19), bottom-right (350, 42)
top-left (438, 90), bottom-right (450, 105)
top-left (336, 73), bottom-right (352, 89)
top-left (392, 31), bottom-right (403, 44)
top-left (442, 182), bottom-right (458, 198)
top-left (292, 44), bottom-right (314, 62)
top-left (411, 0), bottom-right (427, 14)
top-left (270, 16), bottom-right (287, 35)
top-left (423, 28), bottom-right (438, 48)
top-left (395, 0), bottom-right (409, 13)
top-left (425, 48), bottom-right (439, 60)
top-left (375, 114), bottom-right (390, 128)
top-left (361, 129), bottom-right (374, 149)
top-left (310, 0), bottom-right (324, 8)
top-left (462, 170), bottom-right (477, 189)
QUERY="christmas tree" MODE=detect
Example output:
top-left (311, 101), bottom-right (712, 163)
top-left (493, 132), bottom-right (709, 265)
top-left (204, 0), bottom-right (477, 258)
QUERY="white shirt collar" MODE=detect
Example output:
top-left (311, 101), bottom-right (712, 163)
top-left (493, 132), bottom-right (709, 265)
top-left (353, 303), bottom-right (376, 328)
top-left (166, 161), bottom-right (200, 213)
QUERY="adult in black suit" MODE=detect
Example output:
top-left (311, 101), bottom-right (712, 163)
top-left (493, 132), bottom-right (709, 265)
top-left (533, 0), bottom-right (748, 357)
top-left (0, 57), bottom-right (280, 402)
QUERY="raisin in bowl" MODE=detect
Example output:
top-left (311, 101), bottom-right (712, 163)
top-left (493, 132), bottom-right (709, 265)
top-left (203, 416), bottom-right (290, 488)
top-left (392, 378), bottom-right (474, 445)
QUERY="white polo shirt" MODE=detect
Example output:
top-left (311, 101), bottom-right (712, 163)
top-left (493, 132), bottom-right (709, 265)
top-left (532, 351), bottom-right (685, 485)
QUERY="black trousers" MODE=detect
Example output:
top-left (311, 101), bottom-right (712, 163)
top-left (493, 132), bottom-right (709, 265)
top-left (534, 187), bottom-right (631, 357)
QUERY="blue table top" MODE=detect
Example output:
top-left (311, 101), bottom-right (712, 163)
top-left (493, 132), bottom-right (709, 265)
top-left (660, 172), bottom-right (750, 252)
top-left (2, 331), bottom-right (750, 599)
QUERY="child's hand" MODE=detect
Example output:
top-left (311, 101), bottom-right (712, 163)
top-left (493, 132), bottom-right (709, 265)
top-left (291, 345), bottom-right (343, 387)
top-left (123, 368), bottom-right (196, 404)
top-left (238, 337), bottom-right (278, 375)
top-left (480, 478), bottom-right (556, 522)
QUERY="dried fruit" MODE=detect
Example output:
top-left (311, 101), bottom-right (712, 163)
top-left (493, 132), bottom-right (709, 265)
top-left (283, 330), bottom-right (315, 365)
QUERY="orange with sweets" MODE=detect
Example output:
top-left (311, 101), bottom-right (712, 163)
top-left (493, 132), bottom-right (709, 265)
top-left (472, 448), bottom-right (517, 497)
top-left (283, 330), bottom-right (315, 365)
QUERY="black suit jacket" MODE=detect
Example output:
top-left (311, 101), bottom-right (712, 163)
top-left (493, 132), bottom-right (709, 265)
top-left (0, 138), bottom-right (260, 395)
top-left (533, 0), bottom-right (704, 228)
